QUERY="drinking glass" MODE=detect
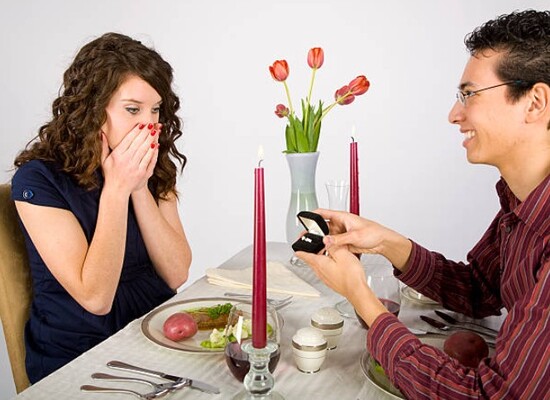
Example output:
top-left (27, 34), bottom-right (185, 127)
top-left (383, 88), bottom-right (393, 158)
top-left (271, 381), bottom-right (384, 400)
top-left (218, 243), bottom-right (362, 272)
top-left (325, 180), bottom-right (349, 211)
top-left (224, 303), bottom-right (283, 399)
top-left (324, 179), bottom-right (356, 316)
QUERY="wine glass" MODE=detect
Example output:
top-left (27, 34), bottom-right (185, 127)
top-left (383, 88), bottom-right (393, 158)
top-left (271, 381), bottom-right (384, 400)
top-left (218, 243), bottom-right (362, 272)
top-left (367, 266), bottom-right (401, 316)
top-left (224, 302), bottom-right (282, 383)
top-left (356, 255), bottom-right (401, 329)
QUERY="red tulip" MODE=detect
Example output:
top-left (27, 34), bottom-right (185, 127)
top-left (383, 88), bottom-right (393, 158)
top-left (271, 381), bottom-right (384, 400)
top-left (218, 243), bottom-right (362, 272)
top-left (275, 104), bottom-right (289, 118)
top-left (348, 75), bottom-right (370, 96)
top-left (307, 47), bottom-right (324, 69)
top-left (334, 86), bottom-right (355, 105)
top-left (269, 60), bottom-right (289, 82)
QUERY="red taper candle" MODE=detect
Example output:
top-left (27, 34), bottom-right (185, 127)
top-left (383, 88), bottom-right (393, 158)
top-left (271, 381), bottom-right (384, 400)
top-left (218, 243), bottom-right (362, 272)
top-left (252, 146), bottom-right (267, 348)
top-left (350, 136), bottom-right (360, 215)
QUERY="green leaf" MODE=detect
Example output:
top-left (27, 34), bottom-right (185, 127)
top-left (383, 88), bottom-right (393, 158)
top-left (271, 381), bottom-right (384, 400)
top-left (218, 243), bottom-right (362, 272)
top-left (300, 100), bottom-right (311, 151)
top-left (306, 104), bottom-right (317, 151)
top-left (285, 119), bottom-right (297, 153)
top-left (187, 303), bottom-right (232, 320)
top-left (293, 117), bottom-right (308, 152)
top-left (312, 120), bottom-right (322, 152)
top-left (310, 100), bottom-right (323, 152)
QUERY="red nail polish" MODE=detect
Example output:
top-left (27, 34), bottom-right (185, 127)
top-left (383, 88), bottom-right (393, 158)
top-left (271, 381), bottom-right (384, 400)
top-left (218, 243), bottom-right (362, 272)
top-left (138, 123), bottom-right (145, 129)
top-left (150, 143), bottom-right (156, 149)
top-left (147, 123), bottom-right (154, 130)
top-left (150, 130), bottom-right (156, 136)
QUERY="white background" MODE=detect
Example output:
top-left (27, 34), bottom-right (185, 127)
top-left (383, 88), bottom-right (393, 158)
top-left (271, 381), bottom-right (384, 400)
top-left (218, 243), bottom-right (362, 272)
top-left (1, 0), bottom-right (548, 396)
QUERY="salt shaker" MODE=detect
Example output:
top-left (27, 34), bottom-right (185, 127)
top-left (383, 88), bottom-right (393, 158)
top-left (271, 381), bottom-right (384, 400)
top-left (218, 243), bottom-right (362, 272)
top-left (292, 327), bottom-right (328, 373)
top-left (311, 307), bottom-right (344, 350)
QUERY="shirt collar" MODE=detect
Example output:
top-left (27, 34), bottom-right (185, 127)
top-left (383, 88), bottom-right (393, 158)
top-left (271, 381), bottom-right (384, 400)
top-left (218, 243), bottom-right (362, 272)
top-left (496, 174), bottom-right (550, 236)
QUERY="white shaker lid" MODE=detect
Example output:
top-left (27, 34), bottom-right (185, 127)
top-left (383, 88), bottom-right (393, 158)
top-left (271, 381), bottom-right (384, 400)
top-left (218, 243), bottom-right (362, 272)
top-left (292, 327), bottom-right (327, 350)
top-left (311, 307), bottom-right (344, 329)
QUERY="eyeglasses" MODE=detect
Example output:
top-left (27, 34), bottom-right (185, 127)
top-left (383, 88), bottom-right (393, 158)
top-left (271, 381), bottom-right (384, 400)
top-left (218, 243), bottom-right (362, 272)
top-left (456, 80), bottom-right (524, 105)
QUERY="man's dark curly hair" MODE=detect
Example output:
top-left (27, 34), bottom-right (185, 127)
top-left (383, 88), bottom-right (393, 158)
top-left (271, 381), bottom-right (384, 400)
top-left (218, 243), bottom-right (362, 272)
top-left (14, 32), bottom-right (187, 200)
top-left (464, 10), bottom-right (550, 103)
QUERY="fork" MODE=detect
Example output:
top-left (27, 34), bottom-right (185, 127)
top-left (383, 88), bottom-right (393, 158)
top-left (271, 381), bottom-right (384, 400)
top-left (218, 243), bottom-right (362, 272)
top-left (91, 372), bottom-right (186, 393)
top-left (223, 292), bottom-right (293, 309)
top-left (81, 384), bottom-right (169, 399)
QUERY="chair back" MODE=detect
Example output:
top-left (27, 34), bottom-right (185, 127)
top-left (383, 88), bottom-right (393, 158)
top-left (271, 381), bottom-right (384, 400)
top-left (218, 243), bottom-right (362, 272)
top-left (0, 183), bottom-right (31, 392)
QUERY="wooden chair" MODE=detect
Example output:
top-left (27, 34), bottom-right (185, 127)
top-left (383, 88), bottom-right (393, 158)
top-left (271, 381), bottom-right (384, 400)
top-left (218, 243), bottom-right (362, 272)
top-left (0, 183), bottom-right (31, 392)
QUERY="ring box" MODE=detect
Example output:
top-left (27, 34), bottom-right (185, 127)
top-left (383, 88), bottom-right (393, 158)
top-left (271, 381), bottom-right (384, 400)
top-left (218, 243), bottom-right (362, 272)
top-left (291, 211), bottom-right (329, 254)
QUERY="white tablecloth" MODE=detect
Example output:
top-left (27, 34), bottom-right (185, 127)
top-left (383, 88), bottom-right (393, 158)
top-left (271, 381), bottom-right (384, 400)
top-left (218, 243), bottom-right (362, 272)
top-left (11, 242), bottom-right (503, 400)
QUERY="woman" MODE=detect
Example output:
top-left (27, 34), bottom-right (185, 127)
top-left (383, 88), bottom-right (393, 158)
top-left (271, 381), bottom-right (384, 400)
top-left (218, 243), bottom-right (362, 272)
top-left (11, 32), bottom-right (192, 383)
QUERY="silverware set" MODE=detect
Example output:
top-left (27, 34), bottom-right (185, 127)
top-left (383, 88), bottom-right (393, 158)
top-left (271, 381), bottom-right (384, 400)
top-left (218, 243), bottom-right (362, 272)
top-left (420, 311), bottom-right (499, 340)
top-left (80, 360), bottom-right (220, 398)
top-left (223, 292), bottom-right (293, 309)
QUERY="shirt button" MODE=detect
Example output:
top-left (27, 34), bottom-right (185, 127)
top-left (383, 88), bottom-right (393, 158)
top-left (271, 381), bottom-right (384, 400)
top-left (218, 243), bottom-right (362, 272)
top-left (22, 189), bottom-right (34, 200)
top-left (505, 225), bottom-right (512, 233)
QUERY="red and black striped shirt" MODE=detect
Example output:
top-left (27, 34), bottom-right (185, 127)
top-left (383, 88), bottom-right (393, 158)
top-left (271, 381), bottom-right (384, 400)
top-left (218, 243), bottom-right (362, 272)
top-left (368, 174), bottom-right (550, 399)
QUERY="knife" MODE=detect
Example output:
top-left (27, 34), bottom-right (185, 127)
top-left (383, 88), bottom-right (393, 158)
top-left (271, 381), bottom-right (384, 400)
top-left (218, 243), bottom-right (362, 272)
top-left (420, 315), bottom-right (498, 339)
top-left (434, 310), bottom-right (499, 334)
top-left (107, 360), bottom-right (220, 394)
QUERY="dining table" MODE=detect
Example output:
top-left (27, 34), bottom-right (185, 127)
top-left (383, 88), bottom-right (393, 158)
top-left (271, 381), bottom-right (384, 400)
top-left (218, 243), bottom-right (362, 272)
top-left (11, 242), bottom-right (504, 400)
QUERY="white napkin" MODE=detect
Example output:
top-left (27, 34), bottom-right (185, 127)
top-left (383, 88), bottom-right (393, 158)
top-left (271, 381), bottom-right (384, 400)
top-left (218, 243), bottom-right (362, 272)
top-left (206, 261), bottom-right (320, 297)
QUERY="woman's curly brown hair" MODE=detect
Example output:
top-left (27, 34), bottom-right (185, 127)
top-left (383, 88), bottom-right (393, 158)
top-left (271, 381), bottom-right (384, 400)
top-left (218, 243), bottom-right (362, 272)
top-left (14, 32), bottom-right (187, 200)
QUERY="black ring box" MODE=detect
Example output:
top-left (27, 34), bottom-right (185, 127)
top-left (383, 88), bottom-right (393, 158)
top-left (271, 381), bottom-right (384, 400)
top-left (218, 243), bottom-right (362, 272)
top-left (291, 211), bottom-right (329, 254)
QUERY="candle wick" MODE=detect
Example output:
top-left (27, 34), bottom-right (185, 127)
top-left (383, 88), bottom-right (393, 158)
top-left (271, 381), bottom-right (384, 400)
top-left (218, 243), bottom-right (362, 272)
top-left (351, 136), bottom-right (355, 143)
top-left (258, 159), bottom-right (264, 167)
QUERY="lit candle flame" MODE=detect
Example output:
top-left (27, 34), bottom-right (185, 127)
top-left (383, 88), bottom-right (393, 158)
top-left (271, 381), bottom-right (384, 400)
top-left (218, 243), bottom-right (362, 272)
top-left (258, 145), bottom-right (264, 167)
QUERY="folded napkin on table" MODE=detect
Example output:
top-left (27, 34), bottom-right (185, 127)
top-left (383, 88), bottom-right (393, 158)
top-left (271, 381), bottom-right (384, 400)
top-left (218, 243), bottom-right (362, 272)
top-left (206, 261), bottom-right (320, 297)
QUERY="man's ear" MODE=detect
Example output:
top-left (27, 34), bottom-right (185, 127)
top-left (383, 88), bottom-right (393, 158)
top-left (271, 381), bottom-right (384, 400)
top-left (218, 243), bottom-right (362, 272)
top-left (525, 83), bottom-right (550, 127)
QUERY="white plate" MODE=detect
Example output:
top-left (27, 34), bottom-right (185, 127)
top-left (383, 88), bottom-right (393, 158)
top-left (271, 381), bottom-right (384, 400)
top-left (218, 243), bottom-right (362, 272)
top-left (360, 335), bottom-right (495, 397)
top-left (360, 336), bottom-right (447, 399)
top-left (360, 351), bottom-right (404, 399)
top-left (401, 286), bottom-right (438, 305)
top-left (141, 297), bottom-right (242, 354)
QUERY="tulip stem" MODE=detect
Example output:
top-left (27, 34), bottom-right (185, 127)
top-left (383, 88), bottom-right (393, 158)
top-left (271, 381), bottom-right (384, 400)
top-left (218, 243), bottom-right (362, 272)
top-left (304, 68), bottom-right (317, 134)
top-left (307, 68), bottom-right (317, 108)
top-left (283, 81), bottom-right (294, 116)
top-left (321, 101), bottom-right (338, 121)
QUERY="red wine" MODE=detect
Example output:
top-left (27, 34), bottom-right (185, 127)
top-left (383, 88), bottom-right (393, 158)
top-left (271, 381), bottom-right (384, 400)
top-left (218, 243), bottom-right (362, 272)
top-left (225, 341), bottom-right (281, 382)
top-left (381, 298), bottom-right (400, 317)
top-left (356, 298), bottom-right (401, 329)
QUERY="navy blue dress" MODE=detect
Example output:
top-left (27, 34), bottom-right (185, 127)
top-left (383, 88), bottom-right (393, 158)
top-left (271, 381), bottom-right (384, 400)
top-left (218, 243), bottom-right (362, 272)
top-left (11, 160), bottom-right (175, 383)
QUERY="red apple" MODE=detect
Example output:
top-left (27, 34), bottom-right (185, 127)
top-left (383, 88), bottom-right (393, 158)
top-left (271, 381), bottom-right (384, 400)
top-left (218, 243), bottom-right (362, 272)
top-left (163, 312), bottom-right (198, 341)
top-left (443, 330), bottom-right (489, 368)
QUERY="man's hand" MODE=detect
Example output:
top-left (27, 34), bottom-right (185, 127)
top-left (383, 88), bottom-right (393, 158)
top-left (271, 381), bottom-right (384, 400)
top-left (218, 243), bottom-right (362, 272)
top-left (313, 208), bottom-right (413, 271)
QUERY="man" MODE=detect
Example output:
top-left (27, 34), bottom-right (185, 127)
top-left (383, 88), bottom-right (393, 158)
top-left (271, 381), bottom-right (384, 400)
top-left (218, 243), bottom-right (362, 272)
top-left (297, 10), bottom-right (549, 399)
